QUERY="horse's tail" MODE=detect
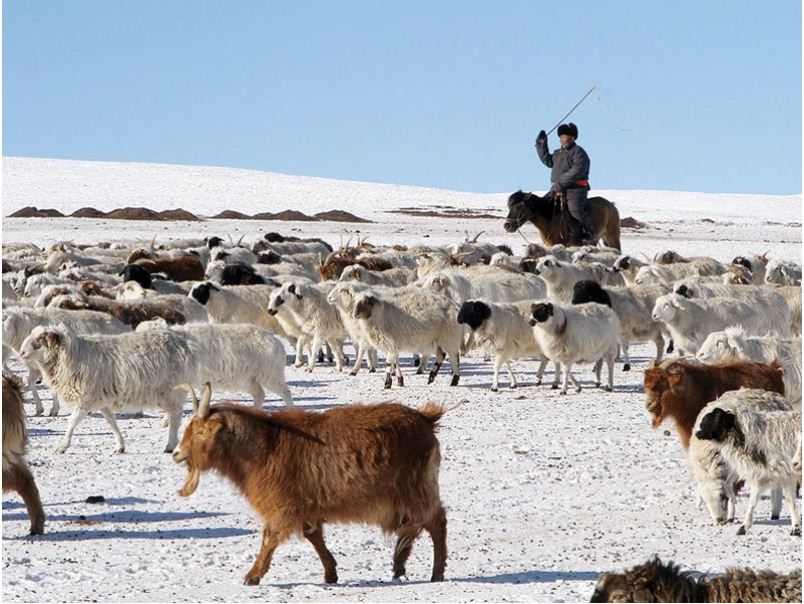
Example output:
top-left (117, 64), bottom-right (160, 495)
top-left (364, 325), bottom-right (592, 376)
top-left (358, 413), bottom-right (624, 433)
top-left (602, 200), bottom-right (622, 252)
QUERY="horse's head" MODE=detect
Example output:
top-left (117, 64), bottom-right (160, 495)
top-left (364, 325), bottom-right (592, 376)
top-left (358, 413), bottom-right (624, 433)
top-left (503, 190), bottom-right (533, 232)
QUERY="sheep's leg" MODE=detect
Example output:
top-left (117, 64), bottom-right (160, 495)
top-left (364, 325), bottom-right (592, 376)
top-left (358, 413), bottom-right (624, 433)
top-left (506, 361), bottom-right (517, 389)
top-left (534, 358), bottom-right (545, 386)
top-left (294, 336), bottom-right (307, 367)
top-left (368, 348), bottom-right (378, 373)
top-left (99, 408), bottom-right (125, 454)
top-left (428, 348), bottom-right (445, 384)
top-left (349, 342), bottom-right (365, 376)
top-left (416, 353), bottom-right (429, 375)
top-left (250, 384), bottom-right (265, 410)
top-left (653, 332), bottom-right (665, 362)
top-left (568, 370), bottom-right (582, 393)
top-left (2, 464), bottom-right (45, 535)
top-left (164, 405), bottom-right (183, 453)
top-left (550, 361), bottom-right (562, 389)
top-left (425, 505), bottom-right (447, 582)
top-left (395, 356), bottom-right (405, 387)
top-left (606, 352), bottom-right (615, 392)
top-left (325, 342), bottom-right (334, 363)
top-left (737, 487), bottom-right (761, 535)
top-left (448, 350), bottom-right (460, 387)
top-left (244, 526), bottom-right (283, 586)
top-left (412, 353), bottom-right (421, 368)
top-left (49, 391), bottom-right (60, 417)
top-left (384, 352), bottom-right (397, 389)
top-left (782, 481), bottom-right (801, 536)
top-left (56, 408), bottom-right (88, 453)
top-left (726, 480), bottom-right (737, 522)
top-left (560, 364), bottom-right (572, 395)
top-left (330, 340), bottom-right (345, 372)
top-left (275, 382), bottom-right (294, 408)
top-left (490, 357), bottom-right (502, 392)
top-left (593, 359), bottom-right (603, 387)
top-left (771, 486), bottom-right (783, 520)
top-left (304, 523), bottom-right (338, 584)
top-left (27, 367), bottom-right (44, 416)
top-left (620, 339), bottom-right (631, 372)
top-left (306, 336), bottom-right (322, 373)
top-left (392, 524), bottom-right (423, 580)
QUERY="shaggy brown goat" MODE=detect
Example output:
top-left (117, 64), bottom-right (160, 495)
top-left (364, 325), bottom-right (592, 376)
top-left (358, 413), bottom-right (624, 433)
top-left (643, 358), bottom-right (785, 449)
top-left (591, 556), bottom-right (802, 602)
top-left (173, 384), bottom-right (448, 585)
top-left (2, 373), bottom-right (45, 535)
top-left (318, 253), bottom-right (394, 281)
top-left (131, 255), bottom-right (204, 282)
top-left (53, 296), bottom-right (186, 328)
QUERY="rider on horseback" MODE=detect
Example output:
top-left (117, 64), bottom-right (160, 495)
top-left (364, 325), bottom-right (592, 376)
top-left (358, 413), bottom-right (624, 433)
top-left (535, 123), bottom-right (596, 244)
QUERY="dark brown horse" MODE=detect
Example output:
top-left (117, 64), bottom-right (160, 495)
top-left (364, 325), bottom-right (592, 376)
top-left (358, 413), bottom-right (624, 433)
top-left (503, 190), bottom-right (621, 251)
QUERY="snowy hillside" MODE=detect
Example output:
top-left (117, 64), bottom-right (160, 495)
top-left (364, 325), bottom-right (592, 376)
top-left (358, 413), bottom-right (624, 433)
top-left (1, 157), bottom-right (802, 603)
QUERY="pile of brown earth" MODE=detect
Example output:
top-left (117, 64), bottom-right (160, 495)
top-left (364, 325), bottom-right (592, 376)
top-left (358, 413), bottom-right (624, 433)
top-left (620, 216), bottom-right (649, 230)
top-left (8, 205), bottom-right (371, 223)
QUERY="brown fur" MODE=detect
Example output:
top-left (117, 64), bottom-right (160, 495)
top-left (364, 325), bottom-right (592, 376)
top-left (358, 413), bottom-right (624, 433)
top-left (318, 253), bottom-right (394, 281)
top-left (504, 191), bottom-right (621, 251)
top-left (2, 373), bottom-right (45, 535)
top-left (592, 556), bottom-right (802, 602)
top-left (125, 249), bottom-right (157, 263)
top-left (53, 296), bottom-right (186, 328)
top-left (175, 400), bottom-right (448, 585)
top-left (131, 255), bottom-right (204, 282)
top-left (643, 359), bottom-right (786, 449)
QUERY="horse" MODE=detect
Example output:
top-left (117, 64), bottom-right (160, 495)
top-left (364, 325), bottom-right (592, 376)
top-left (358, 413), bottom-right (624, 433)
top-left (503, 190), bottom-right (621, 251)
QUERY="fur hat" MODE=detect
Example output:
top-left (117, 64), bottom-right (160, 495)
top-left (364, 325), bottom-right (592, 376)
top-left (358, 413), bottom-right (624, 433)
top-left (557, 122), bottom-right (578, 139)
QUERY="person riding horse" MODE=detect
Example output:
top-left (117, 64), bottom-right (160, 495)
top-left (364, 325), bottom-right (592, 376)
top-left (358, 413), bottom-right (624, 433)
top-left (535, 123), bottom-right (596, 244)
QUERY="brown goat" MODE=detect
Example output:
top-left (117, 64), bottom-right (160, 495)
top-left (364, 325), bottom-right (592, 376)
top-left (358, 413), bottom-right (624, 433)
top-left (2, 373), bottom-right (45, 535)
top-left (318, 252), bottom-right (395, 281)
top-left (592, 556), bottom-right (802, 603)
top-left (643, 358), bottom-right (785, 449)
top-left (132, 255), bottom-right (204, 282)
top-left (54, 296), bottom-right (186, 328)
top-left (173, 384), bottom-right (447, 585)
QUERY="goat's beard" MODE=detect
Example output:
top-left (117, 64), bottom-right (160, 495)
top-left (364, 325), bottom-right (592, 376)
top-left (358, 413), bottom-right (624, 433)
top-left (178, 466), bottom-right (200, 497)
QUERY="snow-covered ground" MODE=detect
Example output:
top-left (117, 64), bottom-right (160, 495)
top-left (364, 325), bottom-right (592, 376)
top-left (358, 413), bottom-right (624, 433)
top-left (2, 157), bottom-right (802, 603)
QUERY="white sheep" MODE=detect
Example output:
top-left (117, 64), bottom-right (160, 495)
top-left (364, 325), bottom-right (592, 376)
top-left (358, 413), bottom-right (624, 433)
top-left (651, 293), bottom-right (790, 356)
top-left (765, 259), bottom-right (802, 286)
top-left (696, 327), bottom-right (802, 407)
top-left (731, 253), bottom-right (770, 285)
top-left (339, 264), bottom-right (416, 287)
top-left (353, 287), bottom-right (463, 389)
top-left (533, 256), bottom-right (599, 302)
top-left (612, 255), bottom-right (649, 286)
top-left (634, 259), bottom-right (726, 286)
top-left (457, 299), bottom-right (556, 391)
top-left (695, 388), bottom-right (801, 536)
top-left (19, 324), bottom-right (196, 454)
top-left (528, 300), bottom-right (620, 394)
top-left (3, 306), bottom-right (130, 416)
top-left (688, 388), bottom-right (792, 525)
top-left (266, 281), bottom-right (347, 373)
top-left (136, 321), bottom-right (293, 408)
top-left (673, 278), bottom-right (793, 335)
top-left (326, 282), bottom-right (380, 375)
top-left (421, 267), bottom-right (546, 304)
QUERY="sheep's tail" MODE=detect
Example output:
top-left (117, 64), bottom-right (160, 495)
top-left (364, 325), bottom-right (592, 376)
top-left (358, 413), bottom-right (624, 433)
top-left (418, 399), bottom-right (466, 425)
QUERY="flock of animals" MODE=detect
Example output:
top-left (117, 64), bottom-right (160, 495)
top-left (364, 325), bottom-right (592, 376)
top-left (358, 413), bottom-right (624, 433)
top-left (1, 229), bottom-right (803, 600)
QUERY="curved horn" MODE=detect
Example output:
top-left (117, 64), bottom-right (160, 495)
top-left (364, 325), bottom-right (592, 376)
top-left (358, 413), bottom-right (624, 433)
top-left (150, 235), bottom-right (157, 250)
top-left (470, 231), bottom-right (485, 243)
top-left (198, 382), bottom-right (212, 418)
top-left (227, 233), bottom-right (234, 247)
top-left (174, 384), bottom-right (199, 414)
top-left (639, 252), bottom-right (652, 263)
top-left (236, 234), bottom-right (245, 247)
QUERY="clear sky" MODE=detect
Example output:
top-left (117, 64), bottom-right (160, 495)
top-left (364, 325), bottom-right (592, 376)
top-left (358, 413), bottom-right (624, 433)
top-left (3, 0), bottom-right (802, 195)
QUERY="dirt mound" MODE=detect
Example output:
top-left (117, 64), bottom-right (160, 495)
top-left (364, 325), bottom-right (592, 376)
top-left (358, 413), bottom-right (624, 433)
top-left (156, 208), bottom-right (200, 221)
top-left (270, 210), bottom-right (319, 221)
top-left (70, 207), bottom-right (106, 218)
top-left (8, 206), bottom-right (65, 218)
top-left (621, 216), bottom-right (649, 230)
top-left (211, 210), bottom-right (251, 220)
top-left (104, 207), bottom-right (160, 220)
top-left (314, 209), bottom-right (372, 223)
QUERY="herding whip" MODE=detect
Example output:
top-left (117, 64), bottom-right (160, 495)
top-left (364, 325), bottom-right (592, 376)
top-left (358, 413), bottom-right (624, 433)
top-left (545, 85), bottom-right (597, 135)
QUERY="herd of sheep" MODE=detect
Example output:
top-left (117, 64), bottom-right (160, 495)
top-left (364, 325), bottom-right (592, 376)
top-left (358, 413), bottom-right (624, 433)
top-left (2, 231), bottom-right (802, 600)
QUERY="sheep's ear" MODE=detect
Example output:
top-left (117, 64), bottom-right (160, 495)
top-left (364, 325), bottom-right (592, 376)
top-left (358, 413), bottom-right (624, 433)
top-left (43, 330), bottom-right (62, 347)
top-left (287, 283), bottom-right (296, 294)
top-left (197, 382), bottom-right (212, 418)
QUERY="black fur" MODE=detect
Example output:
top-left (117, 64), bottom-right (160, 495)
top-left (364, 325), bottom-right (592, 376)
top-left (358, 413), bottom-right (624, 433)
top-left (613, 255), bottom-right (631, 271)
top-left (257, 251), bottom-right (282, 265)
top-left (529, 302), bottom-right (553, 325)
top-left (119, 264), bottom-right (153, 289)
top-left (206, 236), bottom-right (224, 249)
top-left (495, 244), bottom-right (513, 256)
top-left (675, 283), bottom-right (692, 298)
top-left (571, 280), bottom-right (612, 308)
top-left (457, 301), bottom-right (492, 331)
top-left (220, 262), bottom-right (266, 286)
top-left (519, 259), bottom-right (539, 274)
top-left (190, 282), bottom-right (218, 305)
top-left (695, 408), bottom-right (738, 443)
top-left (264, 232), bottom-right (297, 242)
top-left (557, 122), bottom-right (578, 138)
top-left (732, 256), bottom-right (753, 270)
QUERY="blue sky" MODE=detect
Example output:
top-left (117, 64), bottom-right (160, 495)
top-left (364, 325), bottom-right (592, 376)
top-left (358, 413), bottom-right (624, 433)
top-left (3, 1), bottom-right (802, 194)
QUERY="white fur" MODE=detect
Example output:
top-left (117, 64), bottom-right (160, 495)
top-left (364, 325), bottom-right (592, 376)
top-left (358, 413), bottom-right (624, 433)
top-left (421, 267), bottom-right (546, 304)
